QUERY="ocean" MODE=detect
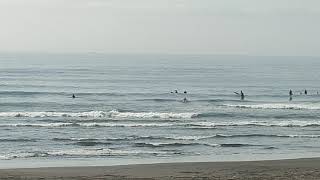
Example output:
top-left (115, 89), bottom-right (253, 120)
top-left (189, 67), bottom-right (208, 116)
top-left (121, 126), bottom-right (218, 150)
top-left (1, 53), bottom-right (320, 168)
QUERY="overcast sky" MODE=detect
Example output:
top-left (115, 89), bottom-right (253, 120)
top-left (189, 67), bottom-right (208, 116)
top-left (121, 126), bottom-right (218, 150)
top-left (0, 0), bottom-right (319, 56)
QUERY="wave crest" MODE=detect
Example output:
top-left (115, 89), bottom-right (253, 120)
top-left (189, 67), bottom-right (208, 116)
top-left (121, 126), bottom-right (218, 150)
top-left (224, 103), bottom-right (320, 110)
top-left (0, 110), bottom-right (198, 119)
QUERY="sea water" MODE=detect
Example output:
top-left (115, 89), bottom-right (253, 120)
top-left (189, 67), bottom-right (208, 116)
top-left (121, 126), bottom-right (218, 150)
top-left (1, 54), bottom-right (320, 168)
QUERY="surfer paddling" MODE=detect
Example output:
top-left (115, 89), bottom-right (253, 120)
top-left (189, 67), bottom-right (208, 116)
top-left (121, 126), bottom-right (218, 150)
top-left (72, 94), bottom-right (76, 99)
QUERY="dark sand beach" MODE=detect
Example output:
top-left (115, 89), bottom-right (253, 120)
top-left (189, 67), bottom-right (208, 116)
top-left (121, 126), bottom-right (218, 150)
top-left (1, 158), bottom-right (320, 179)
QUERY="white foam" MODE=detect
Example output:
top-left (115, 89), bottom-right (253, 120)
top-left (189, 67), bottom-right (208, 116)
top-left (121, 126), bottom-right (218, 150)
top-left (0, 110), bottom-right (198, 119)
top-left (0, 122), bottom-right (175, 128)
top-left (78, 122), bottom-right (175, 127)
top-left (0, 111), bottom-right (107, 118)
top-left (168, 135), bottom-right (214, 140)
top-left (0, 152), bottom-right (47, 160)
top-left (0, 148), bottom-right (173, 160)
top-left (0, 123), bottom-right (74, 127)
top-left (186, 120), bottom-right (320, 127)
top-left (108, 110), bottom-right (197, 119)
top-left (225, 103), bottom-right (320, 110)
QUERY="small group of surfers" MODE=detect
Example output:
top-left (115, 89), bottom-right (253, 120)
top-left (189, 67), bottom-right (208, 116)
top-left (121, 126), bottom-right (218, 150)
top-left (171, 90), bottom-right (188, 103)
top-left (288, 89), bottom-right (318, 101)
top-left (171, 90), bottom-right (187, 94)
top-left (71, 88), bottom-right (315, 102)
top-left (289, 89), bottom-right (318, 96)
top-left (289, 89), bottom-right (307, 96)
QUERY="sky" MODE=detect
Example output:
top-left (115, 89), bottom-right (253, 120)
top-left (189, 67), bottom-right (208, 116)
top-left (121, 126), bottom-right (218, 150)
top-left (0, 0), bottom-right (319, 56)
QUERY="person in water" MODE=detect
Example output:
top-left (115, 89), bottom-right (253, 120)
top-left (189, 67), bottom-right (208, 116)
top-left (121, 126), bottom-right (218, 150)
top-left (305, 89), bottom-right (308, 95)
top-left (183, 97), bottom-right (188, 103)
top-left (175, 90), bottom-right (178, 93)
top-left (240, 91), bottom-right (245, 100)
top-left (289, 90), bottom-right (293, 96)
top-left (184, 91), bottom-right (187, 94)
top-left (72, 94), bottom-right (76, 98)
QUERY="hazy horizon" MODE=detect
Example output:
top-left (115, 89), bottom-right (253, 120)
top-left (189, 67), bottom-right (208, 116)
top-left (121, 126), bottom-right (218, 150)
top-left (0, 0), bottom-right (319, 56)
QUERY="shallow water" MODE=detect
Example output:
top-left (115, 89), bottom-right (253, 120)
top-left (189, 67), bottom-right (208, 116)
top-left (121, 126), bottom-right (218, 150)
top-left (1, 54), bottom-right (320, 167)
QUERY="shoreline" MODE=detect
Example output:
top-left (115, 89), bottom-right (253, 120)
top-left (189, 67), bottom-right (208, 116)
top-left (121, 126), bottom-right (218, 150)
top-left (1, 158), bottom-right (320, 179)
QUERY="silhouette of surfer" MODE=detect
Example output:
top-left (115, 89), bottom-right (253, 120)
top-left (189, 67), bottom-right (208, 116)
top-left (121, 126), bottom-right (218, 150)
top-left (289, 90), bottom-right (293, 101)
top-left (289, 90), bottom-right (293, 96)
top-left (240, 91), bottom-right (245, 100)
top-left (72, 94), bottom-right (76, 99)
top-left (184, 91), bottom-right (187, 94)
top-left (305, 89), bottom-right (308, 95)
top-left (183, 97), bottom-right (188, 103)
top-left (175, 90), bottom-right (178, 93)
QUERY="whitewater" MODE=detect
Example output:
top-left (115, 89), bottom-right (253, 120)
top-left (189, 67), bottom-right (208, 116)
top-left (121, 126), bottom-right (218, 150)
top-left (1, 54), bottom-right (320, 167)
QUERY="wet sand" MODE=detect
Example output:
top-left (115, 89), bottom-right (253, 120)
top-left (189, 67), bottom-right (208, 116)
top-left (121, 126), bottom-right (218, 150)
top-left (1, 158), bottom-right (320, 179)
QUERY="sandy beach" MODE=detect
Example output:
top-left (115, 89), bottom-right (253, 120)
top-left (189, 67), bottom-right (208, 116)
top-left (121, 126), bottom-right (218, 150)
top-left (0, 158), bottom-right (320, 179)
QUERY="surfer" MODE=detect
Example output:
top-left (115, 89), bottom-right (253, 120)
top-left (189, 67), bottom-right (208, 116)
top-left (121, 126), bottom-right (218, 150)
top-left (289, 90), bottom-right (293, 96)
top-left (175, 90), bottom-right (178, 93)
top-left (72, 94), bottom-right (76, 99)
top-left (183, 97), bottom-right (188, 103)
top-left (240, 91), bottom-right (245, 100)
top-left (305, 89), bottom-right (308, 95)
top-left (184, 91), bottom-right (187, 94)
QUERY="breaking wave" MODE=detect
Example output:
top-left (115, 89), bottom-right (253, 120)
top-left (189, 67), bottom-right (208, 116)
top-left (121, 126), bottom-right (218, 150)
top-left (1, 109), bottom-right (318, 121)
top-left (0, 110), bottom-right (198, 119)
top-left (52, 134), bottom-right (320, 146)
top-left (134, 142), bottom-right (259, 148)
top-left (0, 148), bottom-right (178, 160)
top-left (3, 120), bottom-right (320, 128)
top-left (52, 135), bottom-right (215, 142)
top-left (0, 122), bottom-right (176, 128)
top-left (185, 121), bottom-right (320, 127)
top-left (224, 103), bottom-right (320, 110)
